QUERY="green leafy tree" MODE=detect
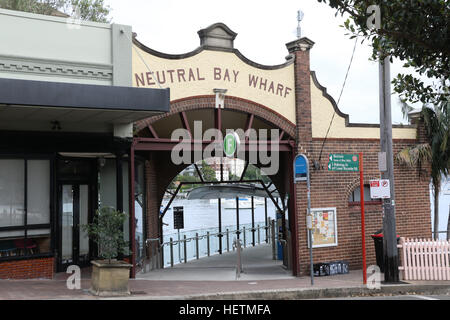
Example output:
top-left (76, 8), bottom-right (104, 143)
top-left (200, 161), bottom-right (217, 182)
top-left (243, 164), bottom-right (271, 184)
top-left (396, 97), bottom-right (450, 239)
top-left (82, 207), bottom-right (129, 263)
top-left (176, 173), bottom-right (200, 191)
top-left (317, 0), bottom-right (449, 106)
top-left (0, 0), bottom-right (110, 22)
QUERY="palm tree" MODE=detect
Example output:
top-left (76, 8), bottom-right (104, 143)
top-left (396, 98), bottom-right (450, 240)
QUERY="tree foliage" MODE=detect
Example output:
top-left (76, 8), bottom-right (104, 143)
top-left (243, 164), bottom-right (271, 184)
top-left (317, 0), bottom-right (449, 106)
top-left (199, 160), bottom-right (217, 182)
top-left (396, 97), bottom-right (450, 239)
top-left (0, 0), bottom-right (110, 22)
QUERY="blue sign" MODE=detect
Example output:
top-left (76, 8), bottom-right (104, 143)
top-left (294, 155), bottom-right (308, 182)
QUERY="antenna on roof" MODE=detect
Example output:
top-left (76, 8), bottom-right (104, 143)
top-left (297, 9), bottom-right (304, 38)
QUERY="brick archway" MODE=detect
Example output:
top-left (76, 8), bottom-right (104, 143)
top-left (136, 95), bottom-right (296, 139)
top-left (134, 95), bottom-right (300, 276)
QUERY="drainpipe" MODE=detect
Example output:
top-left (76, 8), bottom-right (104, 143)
top-left (129, 140), bottom-right (137, 278)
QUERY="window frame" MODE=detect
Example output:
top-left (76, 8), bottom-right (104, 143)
top-left (0, 154), bottom-right (55, 260)
top-left (348, 184), bottom-right (382, 206)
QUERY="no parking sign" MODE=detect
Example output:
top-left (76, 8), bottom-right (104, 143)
top-left (370, 179), bottom-right (391, 199)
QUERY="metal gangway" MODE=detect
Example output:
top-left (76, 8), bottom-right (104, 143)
top-left (139, 220), bottom-right (278, 274)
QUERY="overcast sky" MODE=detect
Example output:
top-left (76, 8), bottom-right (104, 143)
top-left (104, 0), bottom-right (416, 125)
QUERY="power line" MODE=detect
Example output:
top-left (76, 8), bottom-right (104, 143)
top-left (120, 29), bottom-right (163, 89)
top-left (317, 37), bottom-right (359, 165)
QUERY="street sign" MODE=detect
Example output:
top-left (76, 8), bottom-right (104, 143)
top-left (173, 206), bottom-right (184, 230)
top-left (378, 152), bottom-right (387, 172)
top-left (294, 154), bottom-right (308, 182)
top-left (328, 154), bottom-right (359, 172)
top-left (370, 179), bottom-right (391, 199)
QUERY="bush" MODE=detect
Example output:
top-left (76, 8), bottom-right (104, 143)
top-left (82, 207), bottom-right (129, 263)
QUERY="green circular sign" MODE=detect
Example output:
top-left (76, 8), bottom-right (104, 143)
top-left (224, 132), bottom-right (239, 157)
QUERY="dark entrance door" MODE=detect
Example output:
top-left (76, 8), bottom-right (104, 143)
top-left (57, 158), bottom-right (96, 272)
top-left (60, 184), bottom-right (90, 270)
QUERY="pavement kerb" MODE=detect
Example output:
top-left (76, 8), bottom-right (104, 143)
top-left (122, 284), bottom-right (450, 300)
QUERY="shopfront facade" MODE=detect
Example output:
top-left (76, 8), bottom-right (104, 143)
top-left (0, 9), bottom-right (169, 279)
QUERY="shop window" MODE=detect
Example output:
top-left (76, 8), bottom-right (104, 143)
top-left (97, 158), bottom-right (131, 255)
top-left (0, 159), bottom-right (51, 258)
top-left (348, 185), bottom-right (381, 205)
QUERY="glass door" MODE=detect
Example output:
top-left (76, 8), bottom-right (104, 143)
top-left (60, 184), bottom-right (90, 269)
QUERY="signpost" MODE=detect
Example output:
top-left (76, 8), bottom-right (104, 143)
top-left (173, 207), bottom-right (184, 230)
top-left (174, 206), bottom-right (184, 263)
top-left (328, 153), bottom-right (367, 284)
top-left (294, 154), bottom-right (313, 285)
top-left (294, 154), bottom-right (308, 182)
top-left (328, 153), bottom-right (359, 172)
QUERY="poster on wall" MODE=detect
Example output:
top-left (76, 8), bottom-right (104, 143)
top-left (308, 207), bottom-right (338, 248)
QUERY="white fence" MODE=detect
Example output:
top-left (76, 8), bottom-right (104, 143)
top-left (398, 237), bottom-right (450, 281)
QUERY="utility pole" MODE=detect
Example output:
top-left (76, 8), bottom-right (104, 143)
top-left (379, 55), bottom-right (399, 283)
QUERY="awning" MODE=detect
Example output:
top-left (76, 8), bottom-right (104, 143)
top-left (187, 184), bottom-right (280, 200)
top-left (0, 77), bottom-right (170, 125)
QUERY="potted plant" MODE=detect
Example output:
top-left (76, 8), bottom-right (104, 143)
top-left (82, 206), bottom-right (132, 296)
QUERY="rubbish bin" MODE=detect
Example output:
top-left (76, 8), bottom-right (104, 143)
top-left (277, 240), bottom-right (283, 260)
top-left (371, 231), bottom-right (400, 273)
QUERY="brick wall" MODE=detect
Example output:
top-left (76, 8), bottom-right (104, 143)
top-left (294, 139), bottom-right (432, 275)
top-left (290, 38), bottom-right (432, 276)
top-left (145, 156), bottom-right (159, 240)
top-left (0, 257), bottom-right (54, 279)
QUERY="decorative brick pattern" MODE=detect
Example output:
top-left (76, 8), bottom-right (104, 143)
top-left (136, 95), bottom-right (297, 139)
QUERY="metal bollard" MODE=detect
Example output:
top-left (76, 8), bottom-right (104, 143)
top-left (271, 219), bottom-right (276, 260)
top-left (150, 241), bottom-right (155, 271)
top-left (170, 237), bottom-right (174, 267)
top-left (183, 235), bottom-right (187, 264)
top-left (196, 233), bottom-right (199, 260)
top-left (258, 225), bottom-right (261, 244)
top-left (226, 229), bottom-right (230, 252)
top-left (233, 238), bottom-right (243, 279)
top-left (207, 231), bottom-right (210, 257)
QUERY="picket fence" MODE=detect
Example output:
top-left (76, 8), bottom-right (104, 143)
top-left (398, 237), bottom-right (450, 281)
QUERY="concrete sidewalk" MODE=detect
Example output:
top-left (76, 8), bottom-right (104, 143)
top-left (0, 244), bottom-right (449, 300)
top-left (1, 271), bottom-right (449, 300)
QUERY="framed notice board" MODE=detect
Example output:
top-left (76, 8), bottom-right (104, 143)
top-left (308, 207), bottom-right (338, 248)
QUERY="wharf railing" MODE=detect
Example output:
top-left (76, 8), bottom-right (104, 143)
top-left (141, 221), bottom-right (276, 273)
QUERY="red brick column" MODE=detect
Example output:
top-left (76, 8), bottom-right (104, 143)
top-left (145, 156), bottom-right (159, 240)
top-left (286, 37), bottom-right (315, 276)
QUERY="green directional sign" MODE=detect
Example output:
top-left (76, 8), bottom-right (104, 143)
top-left (328, 154), bottom-right (359, 172)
